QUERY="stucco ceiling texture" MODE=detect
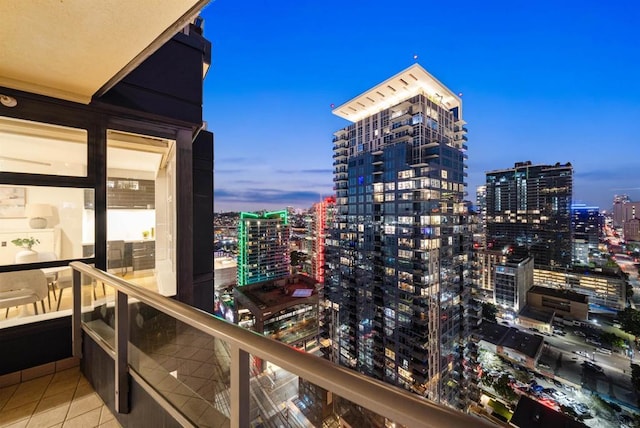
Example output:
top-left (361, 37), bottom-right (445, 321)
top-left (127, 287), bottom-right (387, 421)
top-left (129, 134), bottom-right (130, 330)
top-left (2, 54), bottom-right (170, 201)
top-left (0, 0), bottom-right (207, 104)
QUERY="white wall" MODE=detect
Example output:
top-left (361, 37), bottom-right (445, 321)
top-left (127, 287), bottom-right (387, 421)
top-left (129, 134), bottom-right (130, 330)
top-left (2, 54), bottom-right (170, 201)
top-left (106, 210), bottom-right (155, 241)
top-left (0, 186), bottom-right (85, 259)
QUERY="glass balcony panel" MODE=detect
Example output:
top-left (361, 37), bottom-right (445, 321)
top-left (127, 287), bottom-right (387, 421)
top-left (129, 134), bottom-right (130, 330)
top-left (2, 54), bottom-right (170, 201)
top-left (81, 279), bottom-right (116, 348)
top-left (128, 303), bottom-right (231, 426)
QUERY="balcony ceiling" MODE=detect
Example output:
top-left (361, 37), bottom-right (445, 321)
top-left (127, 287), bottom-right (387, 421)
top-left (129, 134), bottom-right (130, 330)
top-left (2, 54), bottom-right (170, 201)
top-left (0, 0), bottom-right (209, 104)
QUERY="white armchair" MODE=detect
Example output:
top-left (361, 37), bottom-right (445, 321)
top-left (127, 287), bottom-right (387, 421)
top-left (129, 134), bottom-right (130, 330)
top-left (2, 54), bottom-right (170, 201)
top-left (0, 270), bottom-right (48, 317)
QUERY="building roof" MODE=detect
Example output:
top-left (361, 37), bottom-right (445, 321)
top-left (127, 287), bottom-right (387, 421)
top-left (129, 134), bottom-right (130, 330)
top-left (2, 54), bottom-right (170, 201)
top-left (234, 274), bottom-right (318, 319)
top-left (475, 322), bottom-right (544, 359)
top-left (518, 305), bottom-right (556, 324)
top-left (332, 63), bottom-right (462, 123)
top-left (0, 1), bottom-right (209, 103)
top-left (214, 257), bottom-right (237, 270)
top-left (528, 286), bottom-right (589, 304)
top-left (476, 321), bottom-right (510, 344)
top-left (511, 396), bottom-right (586, 428)
top-left (500, 329), bottom-right (545, 359)
top-left (486, 161), bottom-right (573, 175)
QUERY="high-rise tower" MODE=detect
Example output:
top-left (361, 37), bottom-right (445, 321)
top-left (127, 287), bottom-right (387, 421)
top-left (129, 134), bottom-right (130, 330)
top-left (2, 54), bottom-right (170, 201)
top-left (325, 64), bottom-right (471, 406)
top-left (237, 210), bottom-right (290, 286)
top-left (485, 161), bottom-right (573, 269)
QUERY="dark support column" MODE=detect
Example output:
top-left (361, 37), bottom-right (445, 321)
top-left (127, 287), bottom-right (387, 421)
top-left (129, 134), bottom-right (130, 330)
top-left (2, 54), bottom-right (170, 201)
top-left (192, 130), bottom-right (214, 312)
top-left (115, 290), bottom-right (129, 413)
top-left (176, 128), bottom-right (194, 305)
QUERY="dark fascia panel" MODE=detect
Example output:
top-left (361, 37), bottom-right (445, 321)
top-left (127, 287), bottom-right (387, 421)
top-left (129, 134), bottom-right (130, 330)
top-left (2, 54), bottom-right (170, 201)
top-left (96, 26), bottom-right (211, 125)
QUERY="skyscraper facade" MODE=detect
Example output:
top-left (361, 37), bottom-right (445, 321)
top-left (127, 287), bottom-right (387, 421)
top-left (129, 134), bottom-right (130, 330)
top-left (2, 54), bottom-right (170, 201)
top-left (237, 210), bottom-right (290, 286)
top-left (310, 196), bottom-right (336, 284)
top-left (476, 185), bottom-right (487, 236)
top-left (325, 64), bottom-right (471, 406)
top-left (485, 161), bottom-right (573, 269)
top-left (571, 204), bottom-right (602, 265)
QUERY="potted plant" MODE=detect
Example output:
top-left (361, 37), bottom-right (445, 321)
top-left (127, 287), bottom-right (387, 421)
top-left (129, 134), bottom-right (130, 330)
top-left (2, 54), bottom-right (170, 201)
top-left (12, 237), bottom-right (40, 250)
top-left (12, 237), bottom-right (41, 263)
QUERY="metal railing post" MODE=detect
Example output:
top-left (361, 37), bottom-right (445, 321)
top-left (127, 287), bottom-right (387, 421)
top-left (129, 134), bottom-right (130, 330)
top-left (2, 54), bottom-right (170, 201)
top-left (229, 343), bottom-right (250, 428)
top-left (72, 269), bottom-right (82, 358)
top-left (115, 290), bottom-right (130, 413)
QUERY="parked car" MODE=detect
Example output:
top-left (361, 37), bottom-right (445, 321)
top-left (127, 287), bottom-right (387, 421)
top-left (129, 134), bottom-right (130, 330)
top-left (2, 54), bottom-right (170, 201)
top-left (586, 337), bottom-right (602, 346)
top-left (531, 384), bottom-right (544, 393)
top-left (582, 361), bottom-right (604, 373)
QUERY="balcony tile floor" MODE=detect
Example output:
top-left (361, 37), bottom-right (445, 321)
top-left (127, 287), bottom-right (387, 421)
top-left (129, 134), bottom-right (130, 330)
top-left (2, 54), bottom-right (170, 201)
top-left (0, 366), bottom-right (120, 428)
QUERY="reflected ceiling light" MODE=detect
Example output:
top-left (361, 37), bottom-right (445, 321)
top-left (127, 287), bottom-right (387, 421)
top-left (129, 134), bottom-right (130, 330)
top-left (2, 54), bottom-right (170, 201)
top-left (0, 156), bottom-right (51, 166)
top-left (0, 94), bottom-right (17, 107)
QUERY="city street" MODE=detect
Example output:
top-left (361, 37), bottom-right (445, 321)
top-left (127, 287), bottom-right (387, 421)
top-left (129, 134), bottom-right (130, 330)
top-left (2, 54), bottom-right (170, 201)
top-left (540, 341), bottom-right (635, 409)
top-left (249, 366), bottom-right (312, 428)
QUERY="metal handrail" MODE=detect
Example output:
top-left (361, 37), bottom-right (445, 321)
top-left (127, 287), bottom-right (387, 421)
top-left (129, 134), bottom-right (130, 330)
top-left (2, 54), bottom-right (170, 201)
top-left (70, 261), bottom-right (495, 428)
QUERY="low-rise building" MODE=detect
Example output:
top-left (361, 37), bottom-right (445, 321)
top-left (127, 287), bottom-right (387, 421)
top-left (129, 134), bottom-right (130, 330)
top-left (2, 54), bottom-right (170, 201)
top-left (533, 267), bottom-right (625, 311)
top-left (233, 274), bottom-right (319, 350)
top-left (472, 323), bottom-right (544, 369)
top-left (526, 286), bottom-right (589, 321)
top-left (517, 305), bottom-right (555, 334)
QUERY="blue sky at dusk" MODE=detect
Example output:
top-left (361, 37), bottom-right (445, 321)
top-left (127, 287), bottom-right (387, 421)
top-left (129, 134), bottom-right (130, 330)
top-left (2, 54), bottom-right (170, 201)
top-left (203, 1), bottom-right (640, 213)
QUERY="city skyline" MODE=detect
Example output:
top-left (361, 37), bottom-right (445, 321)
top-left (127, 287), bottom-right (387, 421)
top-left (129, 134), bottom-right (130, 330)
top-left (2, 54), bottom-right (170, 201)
top-left (204, 1), bottom-right (640, 212)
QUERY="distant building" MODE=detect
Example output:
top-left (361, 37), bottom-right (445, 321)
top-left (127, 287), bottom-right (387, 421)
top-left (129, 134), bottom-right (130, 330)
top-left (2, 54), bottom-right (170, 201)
top-left (476, 185), bottom-right (487, 234)
top-left (472, 323), bottom-right (544, 369)
top-left (526, 285), bottom-right (589, 321)
top-left (485, 161), bottom-right (573, 269)
top-left (214, 256), bottom-right (237, 317)
top-left (310, 196), bottom-right (336, 284)
top-left (517, 306), bottom-right (555, 335)
top-left (473, 247), bottom-right (504, 300)
top-left (612, 194), bottom-right (633, 228)
top-left (494, 256), bottom-right (533, 314)
top-left (624, 217), bottom-right (640, 242)
top-left (533, 267), bottom-right (626, 311)
top-left (237, 210), bottom-right (291, 286)
top-left (571, 204), bottom-right (602, 264)
top-left (472, 247), bottom-right (533, 314)
top-left (233, 274), bottom-right (319, 350)
top-left (214, 256), bottom-right (237, 289)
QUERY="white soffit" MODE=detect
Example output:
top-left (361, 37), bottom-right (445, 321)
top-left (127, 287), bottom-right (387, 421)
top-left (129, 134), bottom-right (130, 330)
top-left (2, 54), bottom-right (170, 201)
top-left (332, 63), bottom-right (462, 123)
top-left (0, 0), bottom-right (209, 104)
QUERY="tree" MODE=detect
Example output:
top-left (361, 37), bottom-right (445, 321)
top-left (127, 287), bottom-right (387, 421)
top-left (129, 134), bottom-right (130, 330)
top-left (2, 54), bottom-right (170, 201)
top-left (600, 332), bottom-right (625, 349)
top-left (617, 308), bottom-right (640, 337)
top-left (482, 302), bottom-right (498, 323)
top-left (493, 374), bottom-right (517, 402)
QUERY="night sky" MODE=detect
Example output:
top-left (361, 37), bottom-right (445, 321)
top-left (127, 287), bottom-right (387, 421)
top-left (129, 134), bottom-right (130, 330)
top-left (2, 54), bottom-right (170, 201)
top-left (203, 0), bottom-right (640, 213)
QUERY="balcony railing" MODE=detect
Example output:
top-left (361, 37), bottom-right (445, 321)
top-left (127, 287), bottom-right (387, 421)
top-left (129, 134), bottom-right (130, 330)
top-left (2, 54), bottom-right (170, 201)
top-left (68, 261), bottom-right (495, 428)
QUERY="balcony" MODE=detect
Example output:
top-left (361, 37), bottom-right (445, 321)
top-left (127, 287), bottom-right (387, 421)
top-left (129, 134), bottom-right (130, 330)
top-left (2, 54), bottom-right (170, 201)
top-left (23, 262), bottom-right (496, 428)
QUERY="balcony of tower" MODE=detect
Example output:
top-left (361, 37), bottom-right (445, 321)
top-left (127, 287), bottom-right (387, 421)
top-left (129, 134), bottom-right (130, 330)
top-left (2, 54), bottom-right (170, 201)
top-left (393, 131), bottom-right (413, 143)
top-left (332, 150), bottom-right (348, 160)
top-left (333, 141), bottom-right (349, 152)
top-left (390, 120), bottom-right (412, 133)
